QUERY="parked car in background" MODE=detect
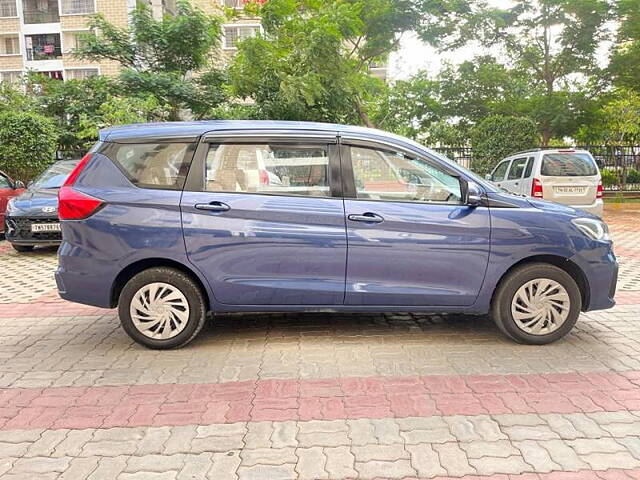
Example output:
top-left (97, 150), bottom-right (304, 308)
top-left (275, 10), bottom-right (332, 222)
top-left (4, 159), bottom-right (80, 252)
top-left (487, 149), bottom-right (603, 217)
top-left (0, 171), bottom-right (25, 234)
top-left (56, 121), bottom-right (617, 349)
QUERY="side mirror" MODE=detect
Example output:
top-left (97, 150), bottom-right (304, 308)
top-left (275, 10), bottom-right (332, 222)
top-left (14, 180), bottom-right (25, 189)
top-left (485, 174), bottom-right (493, 181)
top-left (462, 180), bottom-right (484, 207)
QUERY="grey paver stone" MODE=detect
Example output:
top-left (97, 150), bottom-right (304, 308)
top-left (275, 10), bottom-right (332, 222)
top-left (540, 439), bottom-right (589, 470)
top-left (164, 426), bottom-right (197, 455)
top-left (58, 457), bottom-right (99, 480)
top-left (355, 459), bottom-right (416, 479)
top-left (352, 444), bottom-right (409, 462)
top-left (297, 431), bottom-right (350, 448)
top-left (541, 414), bottom-right (582, 439)
top-left (271, 421), bottom-right (298, 448)
top-left (513, 440), bottom-right (560, 473)
top-left (208, 452), bottom-right (241, 480)
top-left (580, 452), bottom-right (640, 470)
top-left (88, 455), bottom-right (128, 480)
top-left (502, 425), bottom-right (559, 441)
top-left (25, 429), bottom-right (68, 458)
top-left (469, 455), bottom-right (531, 475)
top-left (244, 422), bottom-right (273, 449)
top-left (11, 456), bottom-right (71, 474)
top-left (324, 446), bottom-right (357, 479)
top-left (618, 436), bottom-right (640, 460)
top-left (562, 413), bottom-right (609, 438)
top-left (406, 443), bottom-right (447, 477)
top-left (347, 419), bottom-right (377, 446)
top-left (371, 419), bottom-right (403, 444)
top-left (137, 427), bottom-right (171, 455)
top-left (176, 452), bottom-right (212, 480)
top-left (297, 420), bottom-right (347, 434)
top-left (567, 438), bottom-right (627, 454)
top-left (191, 434), bottom-right (245, 453)
top-left (459, 440), bottom-right (519, 458)
top-left (494, 414), bottom-right (545, 427)
top-left (126, 454), bottom-right (185, 473)
top-left (237, 464), bottom-right (296, 480)
top-left (119, 472), bottom-right (178, 480)
top-left (240, 447), bottom-right (297, 467)
top-left (55, 429), bottom-right (95, 457)
top-left (433, 442), bottom-right (476, 477)
top-left (296, 446), bottom-right (328, 480)
top-left (81, 440), bottom-right (139, 457)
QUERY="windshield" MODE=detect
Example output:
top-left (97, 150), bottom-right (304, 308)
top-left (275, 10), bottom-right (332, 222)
top-left (31, 161), bottom-right (79, 190)
top-left (541, 153), bottom-right (598, 177)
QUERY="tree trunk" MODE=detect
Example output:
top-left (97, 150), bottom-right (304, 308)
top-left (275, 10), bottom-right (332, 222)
top-left (355, 99), bottom-right (375, 128)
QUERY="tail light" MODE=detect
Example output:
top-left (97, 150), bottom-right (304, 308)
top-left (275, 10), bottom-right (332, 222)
top-left (596, 179), bottom-right (603, 199)
top-left (58, 154), bottom-right (104, 220)
top-left (531, 178), bottom-right (544, 198)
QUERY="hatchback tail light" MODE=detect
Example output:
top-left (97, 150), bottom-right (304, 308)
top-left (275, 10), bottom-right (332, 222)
top-left (596, 180), bottom-right (603, 199)
top-left (531, 178), bottom-right (544, 198)
top-left (58, 154), bottom-right (104, 220)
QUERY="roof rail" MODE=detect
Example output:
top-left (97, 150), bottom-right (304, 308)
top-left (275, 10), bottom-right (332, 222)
top-left (509, 146), bottom-right (582, 156)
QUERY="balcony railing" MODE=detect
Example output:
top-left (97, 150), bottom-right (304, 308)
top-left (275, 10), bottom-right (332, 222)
top-left (26, 46), bottom-right (62, 61)
top-left (23, 9), bottom-right (60, 23)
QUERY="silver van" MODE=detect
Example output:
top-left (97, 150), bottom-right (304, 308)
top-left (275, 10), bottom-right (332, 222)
top-left (487, 148), bottom-right (603, 217)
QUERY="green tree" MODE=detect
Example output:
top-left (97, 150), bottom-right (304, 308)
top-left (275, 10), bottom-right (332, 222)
top-left (609, 0), bottom-right (640, 91)
top-left (415, 0), bottom-right (611, 144)
top-left (229, 0), bottom-right (417, 126)
top-left (0, 111), bottom-right (58, 181)
top-left (74, 0), bottom-right (225, 120)
top-left (470, 115), bottom-right (539, 174)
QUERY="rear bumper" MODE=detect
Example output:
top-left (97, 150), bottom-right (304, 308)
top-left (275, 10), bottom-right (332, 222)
top-left (572, 199), bottom-right (604, 217)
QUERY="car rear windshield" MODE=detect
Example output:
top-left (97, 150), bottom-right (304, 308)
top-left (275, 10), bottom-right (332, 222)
top-left (31, 161), bottom-right (80, 189)
top-left (541, 153), bottom-right (598, 177)
top-left (104, 142), bottom-right (195, 190)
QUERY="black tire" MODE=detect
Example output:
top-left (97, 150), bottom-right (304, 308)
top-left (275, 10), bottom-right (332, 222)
top-left (118, 267), bottom-right (207, 349)
top-left (12, 244), bottom-right (34, 253)
top-left (491, 263), bottom-right (582, 345)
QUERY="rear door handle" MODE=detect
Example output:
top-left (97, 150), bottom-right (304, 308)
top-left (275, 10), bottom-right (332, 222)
top-left (195, 201), bottom-right (230, 212)
top-left (348, 213), bottom-right (384, 223)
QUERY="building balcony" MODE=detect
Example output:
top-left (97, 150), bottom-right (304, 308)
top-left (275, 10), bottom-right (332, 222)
top-left (22, 0), bottom-right (60, 24)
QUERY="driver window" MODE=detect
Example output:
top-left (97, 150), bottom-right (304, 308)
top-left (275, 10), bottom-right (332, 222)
top-left (491, 161), bottom-right (510, 181)
top-left (350, 146), bottom-right (462, 204)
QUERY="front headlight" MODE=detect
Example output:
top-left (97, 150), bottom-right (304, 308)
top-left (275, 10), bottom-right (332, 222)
top-left (5, 199), bottom-right (17, 215)
top-left (571, 217), bottom-right (610, 242)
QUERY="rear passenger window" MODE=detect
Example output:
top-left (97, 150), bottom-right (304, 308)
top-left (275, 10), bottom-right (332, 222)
top-left (507, 157), bottom-right (528, 180)
top-left (204, 144), bottom-right (330, 197)
top-left (109, 143), bottom-right (195, 190)
top-left (523, 157), bottom-right (534, 178)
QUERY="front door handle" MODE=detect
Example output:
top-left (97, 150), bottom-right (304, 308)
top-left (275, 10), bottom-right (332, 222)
top-left (348, 213), bottom-right (384, 223)
top-left (195, 201), bottom-right (230, 212)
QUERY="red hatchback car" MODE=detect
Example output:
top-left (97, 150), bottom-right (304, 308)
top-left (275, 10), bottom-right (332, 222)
top-left (0, 171), bottom-right (25, 230)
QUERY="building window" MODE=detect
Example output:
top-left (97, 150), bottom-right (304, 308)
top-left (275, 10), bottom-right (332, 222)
top-left (0, 36), bottom-right (20, 55)
top-left (61, 0), bottom-right (94, 15)
top-left (223, 25), bottom-right (260, 49)
top-left (25, 34), bottom-right (62, 61)
top-left (0, 0), bottom-right (17, 17)
top-left (65, 68), bottom-right (98, 80)
top-left (0, 71), bottom-right (22, 83)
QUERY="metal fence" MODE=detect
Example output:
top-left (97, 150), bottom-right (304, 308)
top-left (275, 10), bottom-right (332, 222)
top-left (431, 145), bottom-right (640, 191)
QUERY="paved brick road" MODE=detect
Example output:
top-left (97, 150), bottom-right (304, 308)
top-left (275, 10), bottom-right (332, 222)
top-left (0, 207), bottom-right (639, 479)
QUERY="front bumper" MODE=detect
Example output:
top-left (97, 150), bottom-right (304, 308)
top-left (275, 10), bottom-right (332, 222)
top-left (571, 242), bottom-right (618, 311)
top-left (5, 215), bottom-right (62, 246)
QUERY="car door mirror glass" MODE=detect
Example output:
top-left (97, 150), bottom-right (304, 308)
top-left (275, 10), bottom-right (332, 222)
top-left (464, 181), bottom-right (484, 207)
top-left (14, 180), bottom-right (25, 189)
top-left (485, 173), bottom-right (492, 181)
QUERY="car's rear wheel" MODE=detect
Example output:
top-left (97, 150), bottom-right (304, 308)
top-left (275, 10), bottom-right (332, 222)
top-left (491, 263), bottom-right (581, 345)
top-left (118, 267), bottom-right (207, 349)
top-left (11, 244), bottom-right (34, 253)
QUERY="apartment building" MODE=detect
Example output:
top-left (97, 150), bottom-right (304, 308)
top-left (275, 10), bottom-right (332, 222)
top-left (0, 0), bottom-right (386, 83)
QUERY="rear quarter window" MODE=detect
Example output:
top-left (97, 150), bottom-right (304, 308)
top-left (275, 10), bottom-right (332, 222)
top-left (104, 142), bottom-right (195, 190)
top-left (541, 153), bottom-right (598, 177)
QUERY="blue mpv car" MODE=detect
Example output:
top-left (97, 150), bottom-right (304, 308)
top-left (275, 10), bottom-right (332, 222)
top-left (56, 121), bottom-right (618, 349)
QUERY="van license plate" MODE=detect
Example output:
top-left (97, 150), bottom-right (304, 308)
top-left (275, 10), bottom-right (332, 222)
top-left (31, 223), bottom-right (61, 232)
top-left (555, 186), bottom-right (585, 194)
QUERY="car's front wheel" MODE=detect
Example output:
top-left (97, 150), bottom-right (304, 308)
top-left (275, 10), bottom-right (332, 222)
top-left (11, 244), bottom-right (34, 253)
top-left (118, 267), bottom-right (207, 349)
top-left (491, 263), bottom-right (582, 345)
